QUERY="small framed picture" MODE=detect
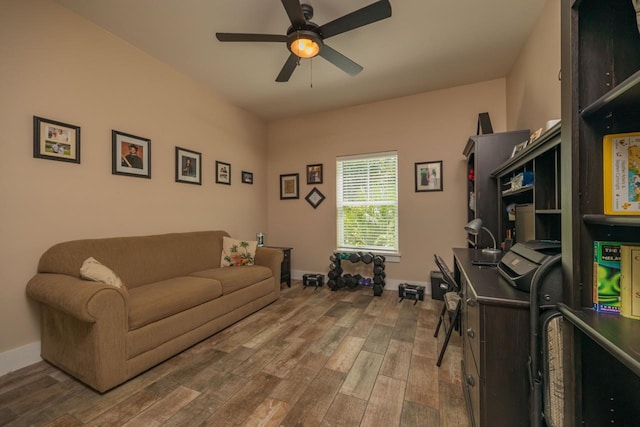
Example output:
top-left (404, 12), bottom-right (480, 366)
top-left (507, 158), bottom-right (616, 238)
top-left (175, 147), bottom-right (202, 185)
top-left (511, 141), bottom-right (528, 158)
top-left (33, 116), bottom-right (80, 163)
top-left (280, 173), bottom-right (299, 199)
top-left (415, 160), bottom-right (443, 192)
top-left (241, 171), bottom-right (253, 184)
top-left (216, 161), bottom-right (231, 185)
top-left (305, 187), bottom-right (325, 209)
top-left (306, 163), bottom-right (323, 184)
top-left (112, 130), bottom-right (151, 178)
top-left (529, 128), bottom-right (543, 145)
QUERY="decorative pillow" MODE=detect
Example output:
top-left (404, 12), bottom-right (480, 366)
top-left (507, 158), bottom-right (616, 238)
top-left (80, 257), bottom-right (126, 290)
top-left (220, 236), bottom-right (257, 267)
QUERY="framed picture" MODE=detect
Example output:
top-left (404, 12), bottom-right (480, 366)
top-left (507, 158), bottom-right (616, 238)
top-left (215, 161), bottom-right (231, 185)
top-left (306, 163), bottom-right (323, 184)
top-left (241, 171), bottom-right (253, 184)
top-left (175, 147), bottom-right (202, 185)
top-left (510, 141), bottom-right (528, 158)
top-left (529, 128), bottom-right (543, 145)
top-left (280, 173), bottom-right (299, 199)
top-left (305, 187), bottom-right (325, 209)
top-left (112, 130), bottom-right (151, 178)
top-left (33, 116), bottom-right (80, 163)
top-left (415, 160), bottom-right (443, 192)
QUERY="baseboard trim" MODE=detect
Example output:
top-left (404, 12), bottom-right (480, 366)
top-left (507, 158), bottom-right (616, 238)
top-left (0, 342), bottom-right (42, 377)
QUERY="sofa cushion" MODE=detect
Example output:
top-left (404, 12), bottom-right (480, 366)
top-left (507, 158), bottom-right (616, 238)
top-left (127, 276), bottom-right (222, 330)
top-left (220, 237), bottom-right (257, 267)
top-left (191, 265), bottom-right (272, 295)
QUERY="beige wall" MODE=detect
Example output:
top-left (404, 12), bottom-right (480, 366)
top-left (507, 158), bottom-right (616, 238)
top-left (0, 1), bottom-right (267, 356)
top-left (507, 0), bottom-right (561, 131)
top-left (266, 79), bottom-right (508, 284)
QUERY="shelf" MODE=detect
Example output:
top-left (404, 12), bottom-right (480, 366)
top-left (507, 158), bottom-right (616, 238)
top-left (558, 304), bottom-right (640, 378)
top-left (501, 185), bottom-right (533, 196)
top-left (580, 69), bottom-right (640, 121)
top-left (582, 214), bottom-right (640, 227)
top-left (535, 209), bottom-right (561, 214)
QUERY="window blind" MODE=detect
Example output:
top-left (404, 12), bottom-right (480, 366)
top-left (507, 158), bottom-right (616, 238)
top-left (336, 151), bottom-right (398, 253)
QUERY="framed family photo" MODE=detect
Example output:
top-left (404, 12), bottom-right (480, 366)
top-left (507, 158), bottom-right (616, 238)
top-left (175, 147), bottom-right (202, 185)
top-left (33, 116), bottom-right (80, 163)
top-left (415, 160), bottom-right (443, 192)
top-left (306, 164), bottom-right (323, 184)
top-left (216, 161), bottom-right (231, 185)
top-left (112, 130), bottom-right (151, 178)
top-left (241, 171), bottom-right (253, 184)
top-left (280, 173), bottom-right (299, 199)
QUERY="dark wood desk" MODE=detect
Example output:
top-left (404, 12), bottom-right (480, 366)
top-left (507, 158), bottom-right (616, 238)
top-left (453, 248), bottom-right (530, 427)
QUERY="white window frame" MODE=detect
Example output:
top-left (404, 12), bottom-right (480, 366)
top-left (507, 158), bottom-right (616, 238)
top-left (336, 151), bottom-right (399, 257)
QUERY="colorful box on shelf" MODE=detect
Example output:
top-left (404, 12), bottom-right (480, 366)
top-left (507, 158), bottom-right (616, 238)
top-left (603, 132), bottom-right (640, 215)
top-left (509, 171), bottom-right (534, 191)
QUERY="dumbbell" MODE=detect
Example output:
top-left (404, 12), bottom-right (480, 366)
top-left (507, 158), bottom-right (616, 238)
top-left (373, 283), bottom-right (383, 296)
top-left (373, 255), bottom-right (385, 266)
top-left (349, 252), bottom-right (361, 263)
top-left (360, 252), bottom-right (373, 264)
top-left (373, 275), bottom-right (385, 285)
top-left (328, 269), bottom-right (342, 280)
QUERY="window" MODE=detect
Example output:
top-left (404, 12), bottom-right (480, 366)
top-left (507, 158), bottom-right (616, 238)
top-left (336, 151), bottom-right (398, 254)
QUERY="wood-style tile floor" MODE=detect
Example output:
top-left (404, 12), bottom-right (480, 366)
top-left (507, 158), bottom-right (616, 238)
top-left (0, 281), bottom-right (469, 426)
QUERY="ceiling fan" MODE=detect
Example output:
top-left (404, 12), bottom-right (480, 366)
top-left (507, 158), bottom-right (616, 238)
top-left (215, 0), bottom-right (392, 82)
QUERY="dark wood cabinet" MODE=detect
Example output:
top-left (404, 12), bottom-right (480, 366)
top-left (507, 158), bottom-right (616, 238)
top-left (463, 130), bottom-right (530, 249)
top-left (561, 0), bottom-right (640, 423)
top-left (454, 249), bottom-right (530, 427)
top-left (491, 123), bottom-right (562, 244)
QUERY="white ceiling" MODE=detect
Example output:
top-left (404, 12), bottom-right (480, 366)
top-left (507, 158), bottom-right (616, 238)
top-left (54, 0), bottom-right (546, 121)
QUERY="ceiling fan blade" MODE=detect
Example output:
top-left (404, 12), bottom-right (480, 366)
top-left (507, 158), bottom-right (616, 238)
top-left (318, 44), bottom-right (363, 76)
top-left (216, 33), bottom-right (287, 43)
top-left (276, 53), bottom-right (299, 82)
top-left (281, 0), bottom-right (306, 29)
top-left (319, 0), bottom-right (392, 39)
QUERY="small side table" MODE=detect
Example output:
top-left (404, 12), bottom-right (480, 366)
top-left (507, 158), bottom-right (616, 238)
top-left (265, 246), bottom-right (292, 287)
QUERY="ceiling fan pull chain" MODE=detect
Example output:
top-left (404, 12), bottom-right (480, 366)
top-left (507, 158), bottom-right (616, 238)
top-left (310, 58), bottom-right (313, 88)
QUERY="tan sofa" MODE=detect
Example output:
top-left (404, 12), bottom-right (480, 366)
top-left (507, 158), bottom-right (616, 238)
top-left (26, 230), bottom-right (283, 392)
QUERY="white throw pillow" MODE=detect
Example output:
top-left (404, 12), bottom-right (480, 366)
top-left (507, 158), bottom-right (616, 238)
top-left (220, 237), bottom-right (257, 267)
top-left (80, 257), bottom-right (126, 290)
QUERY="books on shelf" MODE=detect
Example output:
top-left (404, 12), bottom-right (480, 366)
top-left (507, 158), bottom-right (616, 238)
top-left (603, 132), bottom-right (640, 215)
top-left (620, 245), bottom-right (640, 320)
top-left (593, 241), bottom-right (640, 313)
top-left (594, 241), bottom-right (622, 313)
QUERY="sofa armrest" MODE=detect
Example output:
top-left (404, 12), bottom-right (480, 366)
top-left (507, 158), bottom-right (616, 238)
top-left (26, 273), bottom-right (128, 323)
top-left (26, 273), bottom-right (129, 392)
top-left (255, 247), bottom-right (284, 284)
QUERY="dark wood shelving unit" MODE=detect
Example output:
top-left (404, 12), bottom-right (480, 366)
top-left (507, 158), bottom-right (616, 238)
top-left (561, 0), bottom-right (640, 424)
top-left (464, 130), bottom-right (530, 249)
top-left (491, 123), bottom-right (561, 244)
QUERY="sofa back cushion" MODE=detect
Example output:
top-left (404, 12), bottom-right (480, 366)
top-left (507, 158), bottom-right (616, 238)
top-left (37, 230), bottom-right (229, 288)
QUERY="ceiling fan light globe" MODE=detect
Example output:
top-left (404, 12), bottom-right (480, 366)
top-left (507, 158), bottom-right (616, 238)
top-left (291, 38), bottom-right (319, 58)
top-left (287, 30), bottom-right (321, 58)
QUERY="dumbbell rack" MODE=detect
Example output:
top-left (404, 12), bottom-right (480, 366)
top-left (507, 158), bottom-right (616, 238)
top-left (327, 252), bottom-right (386, 296)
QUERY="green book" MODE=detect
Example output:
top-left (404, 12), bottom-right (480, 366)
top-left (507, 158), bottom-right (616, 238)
top-left (593, 241), bottom-right (640, 313)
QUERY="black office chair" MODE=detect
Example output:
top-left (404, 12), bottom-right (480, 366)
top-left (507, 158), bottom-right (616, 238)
top-left (433, 254), bottom-right (462, 367)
